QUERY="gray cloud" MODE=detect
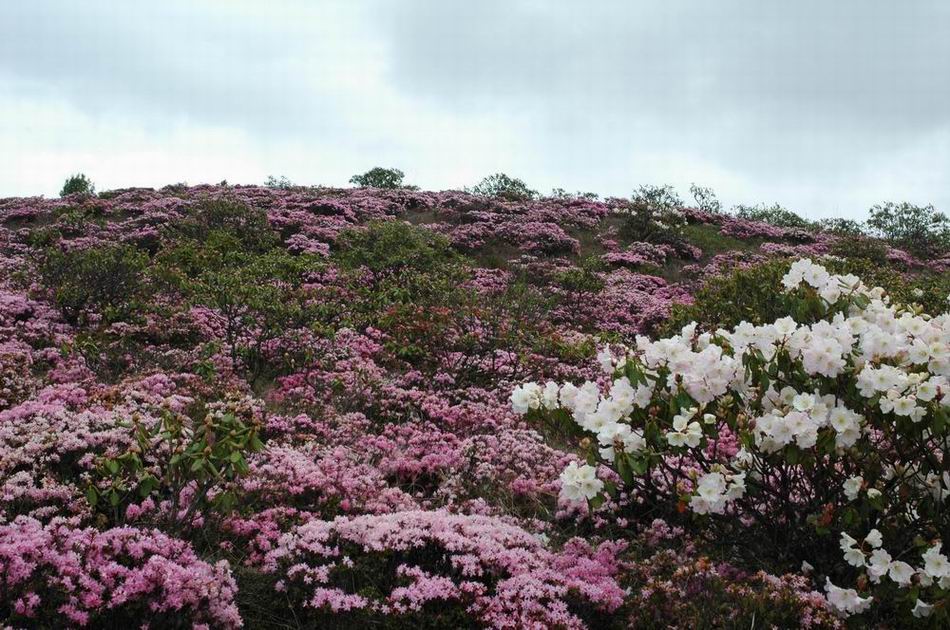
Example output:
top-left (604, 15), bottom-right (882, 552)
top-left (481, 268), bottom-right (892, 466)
top-left (382, 2), bottom-right (950, 194)
top-left (1, 0), bottom-right (948, 217)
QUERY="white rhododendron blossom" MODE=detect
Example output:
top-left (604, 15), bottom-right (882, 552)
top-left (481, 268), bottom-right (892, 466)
top-left (843, 475), bottom-right (863, 500)
top-left (825, 578), bottom-right (873, 615)
top-left (513, 258), bottom-right (950, 620)
top-left (689, 470), bottom-right (746, 514)
top-left (509, 382), bottom-right (542, 415)
top-left (559, 462), bottom-right (604, 503)
top-left (912, 598), bottom-right (934, 618)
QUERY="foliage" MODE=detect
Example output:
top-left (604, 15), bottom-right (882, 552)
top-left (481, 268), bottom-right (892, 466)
top-left (733, 203), bottom-right (815, 230)
top-left (549, 188), bottom-right (600, 201)
top-left (689, 183), bottom-right (722, 214)
top-left (158, 245), bottom-right (325, 383)
top-left (264, 175), bottom-right (297, 189)
top-left (616, 185), bottom-right (688, 245)
top-left (818, 217), bottom-right (867, 237)
top-left (661, 259), bottom-right (792, 334)
top-left (466, 173), bottom-right (538, 201)
top-left (60, 173), bottom-right (95, 197)
top-left (88, 401), bottom-right (264, 529)
top-left (867, 201), bottom-right (950, 257)
top-left (169, 198), bottom-right (279, 253)
top-left (349, 167), bottom-right (416, 190)
top-left (829, 234), bottom-right (890, 265)
top-left (39, 243), bottom-right (149, 325)
top-left (334, 221), bottom-right (470, 320)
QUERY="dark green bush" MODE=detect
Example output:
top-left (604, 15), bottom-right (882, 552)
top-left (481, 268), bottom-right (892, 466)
top-left (619, 185), bottom-right (686, 245)
top-left (733, 203), bottom-right (814, 230)
top-left (828, 234), bottom-right (890, 265)
top-left (466, 173), bottom-right (538, 202)
top-left (25, 226), bottom-right (62, 249)
top-left (158, 246), bottom-right (326, 385)
top-left (40, 244), bottom-right (149, 325)
top-left (349, 167), bottom-right (415, 190)
top-left (866, 201), bottom-right (950, 257)
top-left (661, 260), bottom-right (794, 334)
top-left (335, 220), bottom-right (465, 283)
top-left (60, 173), bottom-right (95, 197)
top-left (170, 199), bottom-right (279, 254)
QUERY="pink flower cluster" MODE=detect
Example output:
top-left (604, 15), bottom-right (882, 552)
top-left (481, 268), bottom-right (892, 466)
top-left (0, 516), bottom-right (241, 627)
top-left (261, 509), bottom-right (626, 629)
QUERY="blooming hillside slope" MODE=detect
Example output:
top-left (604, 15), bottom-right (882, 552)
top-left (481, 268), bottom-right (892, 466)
top-left (0, 183), bottom-right (948, 628)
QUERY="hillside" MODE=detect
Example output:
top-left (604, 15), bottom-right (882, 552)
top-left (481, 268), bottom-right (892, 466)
top-left (1, 183), bottom-right (949, 628)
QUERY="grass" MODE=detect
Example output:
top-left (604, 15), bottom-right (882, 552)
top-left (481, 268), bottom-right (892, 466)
top-left (681, 223), bottom-right (763, 258)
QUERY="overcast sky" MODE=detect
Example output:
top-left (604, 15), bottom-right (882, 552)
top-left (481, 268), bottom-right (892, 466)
top-left (1, 1), bottom-right (948, 219)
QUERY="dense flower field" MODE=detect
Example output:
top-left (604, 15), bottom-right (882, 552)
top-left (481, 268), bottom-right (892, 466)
top-left (1, 182), bottom-right (948, 627)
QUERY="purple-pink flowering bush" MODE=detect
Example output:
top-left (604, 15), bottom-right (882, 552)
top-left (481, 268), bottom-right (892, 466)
top-left (259, 510), bottom-right (625, 629)
top-left (0, 517), bottom-right (241, 628)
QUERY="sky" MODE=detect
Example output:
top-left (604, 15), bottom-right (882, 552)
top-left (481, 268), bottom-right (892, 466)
top-left (1, 1), bottom-right (948, 220)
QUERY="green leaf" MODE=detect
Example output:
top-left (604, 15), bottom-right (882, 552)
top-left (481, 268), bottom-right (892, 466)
top-left (616, 455), bottom-right (633, 485)
top-left (785, 447), bottom-right (800, 465)
top-left (630, 456), bottom-right (649, 475)
top-left (842, 507), bottom-right (858, 526)
top-left (138, 475), bottom-right (158, 497)
top-left (85, 486), bottom-right (98, 507)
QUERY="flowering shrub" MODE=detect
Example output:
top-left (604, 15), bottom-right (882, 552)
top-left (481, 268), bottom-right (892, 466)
top-left (87, 397), bottom-right (264, 528)
top-left (259, 510), bottom-right (625, 629)
top-left (613, 185), bottom-right (688, 246)
top-left (514, 258), bottom-right (950, 623)
top-left (0, 516), bottom-right (241, 628)
top-left (3, 181), bottom-right (947, 626)
top-left (623, 519), bottom-right (840, 629)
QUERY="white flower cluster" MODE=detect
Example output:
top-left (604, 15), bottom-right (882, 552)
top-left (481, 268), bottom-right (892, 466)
top-left (512, 259), bottom-right (950, 618)
top-left (824, 577), bottom-right (873, 616)
top-left (840, 530), bottom-right (914, 585)
top-left (781, 257), bottom-right (866, 304)
top-left (513, 373), bottom-right (652, 472)
top-left (842, 475), bottom-right (881, 502)
top-left (509, 381), bottom-right (560, 415)
top-left (558, 461), bottom-right (604, 503)
top-left (666, 407), bottom-right (705, 447)
top-left (837, 532), bottom-right (950, 618)
top-left (514, 260), bottom-right (950, 512)
top-left (857, 364), bottom-right (947, 422)
top-left (689, 470), bottom-right (746, 515)
top-left (754, 388), bottom-right (863, 452)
